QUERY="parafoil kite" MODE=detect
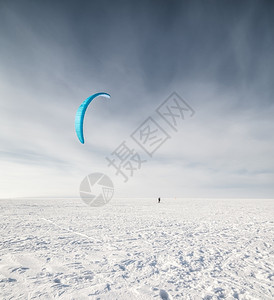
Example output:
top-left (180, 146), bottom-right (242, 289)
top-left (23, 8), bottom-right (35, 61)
top-left (75, 92), bottom-right (111, 144)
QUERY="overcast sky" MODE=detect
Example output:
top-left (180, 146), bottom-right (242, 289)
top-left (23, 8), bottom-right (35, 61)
top-left (0, 0), bottom-right (273, 199)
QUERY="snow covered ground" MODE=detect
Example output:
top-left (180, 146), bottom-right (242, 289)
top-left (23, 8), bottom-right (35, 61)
top-left (0, 198), bottom-right (273, 299)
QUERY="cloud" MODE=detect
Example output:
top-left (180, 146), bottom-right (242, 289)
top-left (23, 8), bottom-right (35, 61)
top-left (0, 0), bottom-right (273, 198)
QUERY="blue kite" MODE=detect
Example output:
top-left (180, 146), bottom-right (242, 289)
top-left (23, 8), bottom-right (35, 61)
top-left (75, 92), bottom-right (111, 144)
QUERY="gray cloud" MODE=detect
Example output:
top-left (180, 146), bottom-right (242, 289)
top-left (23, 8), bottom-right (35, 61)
top-left (0, 0), bottom-right (273, 198)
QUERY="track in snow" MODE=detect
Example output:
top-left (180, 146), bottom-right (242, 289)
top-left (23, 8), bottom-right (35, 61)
top-left (0, 198), bottom-right (273, 299)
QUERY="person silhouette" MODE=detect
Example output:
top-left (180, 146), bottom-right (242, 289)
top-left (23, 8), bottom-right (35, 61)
top-left (158, 197), bottom-right (160, 203)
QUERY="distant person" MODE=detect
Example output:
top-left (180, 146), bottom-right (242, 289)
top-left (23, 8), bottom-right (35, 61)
top-left (158, 197), bottom-right (160, 203)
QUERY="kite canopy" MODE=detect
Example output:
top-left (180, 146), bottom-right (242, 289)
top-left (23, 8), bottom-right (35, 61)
top-left (75, 92), bottom-right (111, 144)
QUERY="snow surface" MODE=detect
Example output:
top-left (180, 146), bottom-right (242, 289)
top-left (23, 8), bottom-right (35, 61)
top-left (0, 198), bottom-right (273, 299)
